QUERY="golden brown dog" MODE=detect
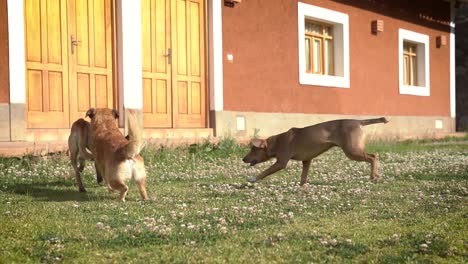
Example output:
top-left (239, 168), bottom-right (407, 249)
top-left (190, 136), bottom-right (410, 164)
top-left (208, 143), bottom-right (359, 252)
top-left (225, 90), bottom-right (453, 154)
top-left (243, 118), bottom-right (389, 185)
top-left (86, 108), bottom-right (148, 201)
top-left (68, 118), bottom-right (102, 192)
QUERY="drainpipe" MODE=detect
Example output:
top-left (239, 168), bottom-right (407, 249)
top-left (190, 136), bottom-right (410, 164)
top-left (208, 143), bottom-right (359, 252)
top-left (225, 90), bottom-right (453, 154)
top-left (450, 0), bottom-right (456, 131)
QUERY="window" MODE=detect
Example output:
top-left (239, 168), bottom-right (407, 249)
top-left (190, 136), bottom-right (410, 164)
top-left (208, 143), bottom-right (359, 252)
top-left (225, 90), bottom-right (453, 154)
top-left (398, 29), bottom-right (430, 96)
top-left (304, 20), bottom-right (334, 75)
top-left (298, 2), bottom-right (349, 88)
top-left (403, 42), bottom-right (417, 86)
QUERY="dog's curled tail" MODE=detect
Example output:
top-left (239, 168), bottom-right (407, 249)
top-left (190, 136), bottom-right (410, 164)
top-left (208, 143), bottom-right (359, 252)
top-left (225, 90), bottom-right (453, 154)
top-left (360, 117), bottom-right (389, 126)
top-left (120, 109), bottom-right (143, 158)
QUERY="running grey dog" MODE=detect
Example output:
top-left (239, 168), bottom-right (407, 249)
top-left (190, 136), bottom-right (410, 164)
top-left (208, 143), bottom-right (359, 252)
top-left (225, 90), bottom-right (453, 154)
top-left (242, 118), bottom-right (389, 185)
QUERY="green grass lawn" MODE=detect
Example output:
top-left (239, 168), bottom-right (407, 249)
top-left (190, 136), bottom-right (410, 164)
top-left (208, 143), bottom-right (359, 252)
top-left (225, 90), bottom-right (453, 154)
top-left (0, 138), bottom-right (467, 263)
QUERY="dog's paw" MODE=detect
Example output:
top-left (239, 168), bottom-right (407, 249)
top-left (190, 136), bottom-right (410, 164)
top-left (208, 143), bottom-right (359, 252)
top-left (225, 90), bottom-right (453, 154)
top-left (247, 176), bottom-right (257, 183)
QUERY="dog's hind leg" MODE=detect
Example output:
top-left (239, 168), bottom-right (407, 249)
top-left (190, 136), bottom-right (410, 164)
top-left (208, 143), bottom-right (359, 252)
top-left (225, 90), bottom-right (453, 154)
top-left (136, 177), bottom-right (149, 201)
top-left (339, 129), bottom-right (380, 182)
top-left (300, 160), bottom-right (311, 186)
top-left (342, 147), bottom-right (379, 182)
top-left (133, 159), bottom-right (149, 200)
top-left (77, 157), bottom-right (87, 192)
top-left (109, 180), bottom-right (129, 202)
top-left (367, 153), bottom-right (379, 182)
top-left (78, 157), bottom-right (85, 172)
top-left (71, 149), bottom-right (87, 192)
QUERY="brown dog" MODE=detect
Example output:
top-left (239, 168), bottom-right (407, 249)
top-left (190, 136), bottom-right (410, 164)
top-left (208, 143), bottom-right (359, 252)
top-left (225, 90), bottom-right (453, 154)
top-left (242, 118), bottom-right (389, 185)
top-left (68, 118), bottom-right (102, 192)
top-left (86, 108), bottom-right (148, 201)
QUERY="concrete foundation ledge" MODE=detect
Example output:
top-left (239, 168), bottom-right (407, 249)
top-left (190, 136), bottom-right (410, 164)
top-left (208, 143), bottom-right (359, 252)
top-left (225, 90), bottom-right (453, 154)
top-left (0, 104), bottom-right (10, 141)
top-left (0, 141), bottom-right (68, 157)
top-left (0, 132), bottom-right (465, 157)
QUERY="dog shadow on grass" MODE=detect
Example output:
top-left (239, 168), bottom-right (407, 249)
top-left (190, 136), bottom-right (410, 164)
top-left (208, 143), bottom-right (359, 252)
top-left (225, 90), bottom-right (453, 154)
top-left (5, 180), bottom-right (106, 202)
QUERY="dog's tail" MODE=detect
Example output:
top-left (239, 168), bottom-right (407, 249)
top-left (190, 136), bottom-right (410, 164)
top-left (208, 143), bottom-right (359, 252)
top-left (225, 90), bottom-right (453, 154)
top-left (119, 109), bottom-right (143, 159)
top-left (359, 117), bottom-right (389, 126)
top-left (79, 147), bottom-right (94, 160)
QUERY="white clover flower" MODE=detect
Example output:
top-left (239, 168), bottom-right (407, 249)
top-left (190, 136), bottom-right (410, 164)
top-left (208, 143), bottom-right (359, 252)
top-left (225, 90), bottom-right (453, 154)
top-left (219, 226), bottom-right (228, 234)
top-left (419, 243), bottom-right (429, 251)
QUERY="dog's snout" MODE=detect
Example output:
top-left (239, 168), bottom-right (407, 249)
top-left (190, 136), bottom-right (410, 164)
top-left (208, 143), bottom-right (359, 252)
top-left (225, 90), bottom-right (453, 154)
top-left (242, 157), bottom-right (248, 163)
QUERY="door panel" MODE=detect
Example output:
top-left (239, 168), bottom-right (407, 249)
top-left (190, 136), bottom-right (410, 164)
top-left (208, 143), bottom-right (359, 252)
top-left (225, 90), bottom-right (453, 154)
top-left (26, 0), bottom-right (69, 128)
top-left (68, 0), bottom-right (114, 123)
top-left (142, 0), bottom-right (172, 128)
top-left (142, 0), bottom-right (206, 128)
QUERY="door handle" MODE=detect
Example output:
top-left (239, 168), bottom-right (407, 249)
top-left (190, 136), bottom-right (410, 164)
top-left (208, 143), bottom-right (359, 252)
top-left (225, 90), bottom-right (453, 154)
top-left (71, 35), bottom-right (81, 55)
top-left (163, 48), bottom-right (172, 64)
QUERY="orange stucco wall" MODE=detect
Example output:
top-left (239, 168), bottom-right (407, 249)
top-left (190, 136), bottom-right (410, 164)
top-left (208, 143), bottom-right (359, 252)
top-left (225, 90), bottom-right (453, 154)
top-left (222, 0), bottom-right (451, 117)
top-left (0, 0), bottom-right (9, 104)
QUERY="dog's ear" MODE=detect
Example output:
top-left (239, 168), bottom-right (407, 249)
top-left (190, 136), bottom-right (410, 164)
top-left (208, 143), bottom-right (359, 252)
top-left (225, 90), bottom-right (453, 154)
top-left (112, 109), bottom-right (119, 119)
top-left (85, 108), bottom-right (96, 119)
top-left (251, 138), bottom-right (267, 149)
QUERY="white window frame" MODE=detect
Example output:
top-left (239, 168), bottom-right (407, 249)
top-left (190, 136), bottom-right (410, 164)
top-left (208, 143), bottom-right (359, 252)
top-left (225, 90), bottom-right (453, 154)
top-left (298, 2), bottom-right (350, 88)
top-left (398, 29), bottom-right (430, 96)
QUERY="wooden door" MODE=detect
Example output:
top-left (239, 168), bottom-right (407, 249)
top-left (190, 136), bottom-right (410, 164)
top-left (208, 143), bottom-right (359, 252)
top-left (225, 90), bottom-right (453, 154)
top-left (25, 0), bottom-right (70, 128)
top-left (172, 0), bottom-right (206, 128)
top-left (25, 0), bottom-right (114, 128)
top-left (142, 0), bottom-right (172, 127)
top-left (142, 0), bottom-right (206, 128)
top-left (68, 0), bottom-right (114, 123)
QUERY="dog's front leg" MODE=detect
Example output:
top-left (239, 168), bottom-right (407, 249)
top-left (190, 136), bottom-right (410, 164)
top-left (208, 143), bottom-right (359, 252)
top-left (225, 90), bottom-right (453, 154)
top-left (95, 163), bottom-right (103, 184)
top-left (300, 160), bottom-right (311, 186)
top-left (248, 160), bottom-right (289, 183)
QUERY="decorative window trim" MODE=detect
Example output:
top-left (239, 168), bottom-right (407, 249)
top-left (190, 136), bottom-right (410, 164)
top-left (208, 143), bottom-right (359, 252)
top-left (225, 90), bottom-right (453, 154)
top-left (298, 2), bottom-right (350, 88)
top-left (398, 29), bottom-right (430, 96)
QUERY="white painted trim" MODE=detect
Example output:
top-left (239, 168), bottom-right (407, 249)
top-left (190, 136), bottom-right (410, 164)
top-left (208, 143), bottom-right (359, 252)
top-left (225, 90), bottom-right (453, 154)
top-left (117, 0), bottom-right (143, 110)
top-left (449, 0), bottom-right (456, 118)
top-left (297, 2), bottom-right (350, 88)
top-left (7, 0), bottom-right (26, 104)
top-left (209, 0), bottom-right (224, 111)
top-left (398, 29), bottom-right (430, 96)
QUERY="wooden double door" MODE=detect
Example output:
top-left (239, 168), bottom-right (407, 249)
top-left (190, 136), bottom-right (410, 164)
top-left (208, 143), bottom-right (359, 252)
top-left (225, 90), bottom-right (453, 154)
top-left (25, 0), bottom-right (114, 128)
top-left (141, 0), bottom-right (206, 128)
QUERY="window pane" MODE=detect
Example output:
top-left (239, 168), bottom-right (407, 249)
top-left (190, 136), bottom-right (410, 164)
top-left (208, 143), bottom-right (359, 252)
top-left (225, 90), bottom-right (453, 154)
top-left (403, 42), bottom-right (417, 55)
top-left (403, 43), bottom-right (410, 53)
top-left (303, 20), bottom-right (335, 76)
top-left (403, 55), bottom-right (409, 85)
top-left (411, 55), bottom-right (417, 85)
top-left (324, 39), bottom-right (333, 75)
top-left (403, 42), bottom-right (418, 86)
top-left (305, 38), bottom-right (311, 72)
top-left (305, 21), bottom-right (322, 34)
top-left (313, 38), bottom-right (322, 73)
